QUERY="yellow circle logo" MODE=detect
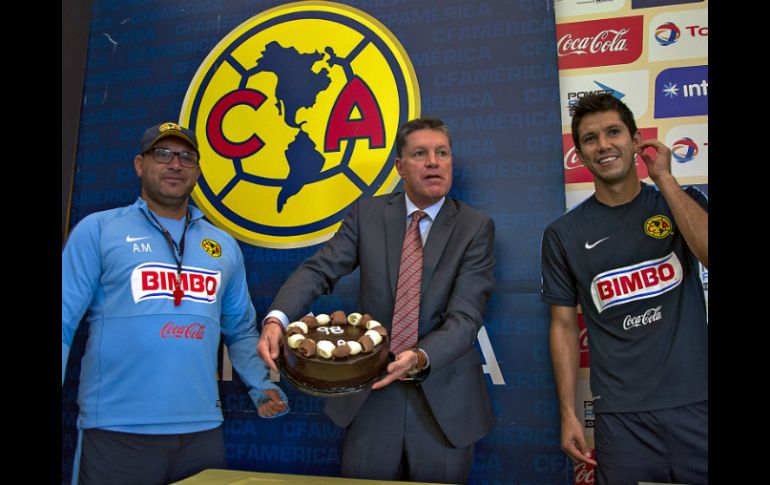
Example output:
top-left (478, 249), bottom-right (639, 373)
top-left (201, 239), bottom-right (222, 258)
top-left (644, 215), bottom-right (673, 239)
top-left (180, 1), bottom-right (420, 248)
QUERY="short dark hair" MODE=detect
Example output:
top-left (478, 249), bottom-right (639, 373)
top-left (571, 93), bottom-right (638, 150)
top-left (395, 117), bottom-right (451, 158)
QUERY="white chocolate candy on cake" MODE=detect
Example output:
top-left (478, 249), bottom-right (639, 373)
top-left (364, 329), bottom-right (383, 346)
top-left (287, 334), bottom-right (306, 349)
top-left (316, 340), bottom-right (336, 359)
top-left (316, 314), bottom-right (330, 325)
top-left (347, 340), bottom-right (363, 355)
top-left (347, 312), bottom-right (363, 325)
top-left (287, 321), bottom-right (308, 334)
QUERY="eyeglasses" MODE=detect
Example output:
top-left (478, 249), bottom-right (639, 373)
top-left (145, 148), bottom-right (199, 167)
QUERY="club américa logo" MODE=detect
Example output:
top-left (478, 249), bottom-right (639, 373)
top-left (201, 239), bottom-right (222, 258)
top-left (644, 215), bottom-right (673, 239)
top-left (180, 1), bottom-right (420, 248)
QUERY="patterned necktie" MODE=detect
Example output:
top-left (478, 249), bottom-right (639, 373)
top-left (391, 210), bottom-right (427, 354)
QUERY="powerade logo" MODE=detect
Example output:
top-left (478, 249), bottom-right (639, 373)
top-left (671, 137), bottom-right (699, 163)
top-left (654, 65), bottom-right (708, 118)
top-left (654, 22), bottom-right (680, 46)
top-left (567, 82), bottom-right (624, 115)
top-left (559, 69), bottom-right (649, 122)
top-left (180, 1), bottom-right (419, 248)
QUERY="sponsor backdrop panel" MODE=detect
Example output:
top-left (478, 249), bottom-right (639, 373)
top-left (63, 1), bottom-right (567, 484)
top-left (554, 1), bottom-right (708, 482)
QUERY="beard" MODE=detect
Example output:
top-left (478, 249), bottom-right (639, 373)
top-left (141, 179), bottom-right (194, 212)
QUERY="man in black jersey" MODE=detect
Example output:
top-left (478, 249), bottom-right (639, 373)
top-left (541, 94), bottom-right (708, 485)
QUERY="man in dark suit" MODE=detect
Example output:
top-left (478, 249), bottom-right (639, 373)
top-left (258, 117), bottom-right (496, 484)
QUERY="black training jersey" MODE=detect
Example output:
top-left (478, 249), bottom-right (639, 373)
top-left (541, 183), bottom-right (708, 413)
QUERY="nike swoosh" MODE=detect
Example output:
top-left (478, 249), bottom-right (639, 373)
top-left (585, 237), bottom-right (610, 250)
top-left (126, 235), bottom-right (151, 243)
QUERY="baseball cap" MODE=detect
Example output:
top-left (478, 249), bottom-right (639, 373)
top-left (140, 122), bottom-right (199, 154)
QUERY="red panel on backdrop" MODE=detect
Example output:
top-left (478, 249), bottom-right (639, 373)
top-left (556, 16), bottom-right (644, 70)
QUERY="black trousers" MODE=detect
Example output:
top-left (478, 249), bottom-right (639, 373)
top-left (595, 400), bottom-right (708, 485)
top-left (341, 380), bottom-right (474, 484)
top-left (78, 426), bottom-right (226, 485)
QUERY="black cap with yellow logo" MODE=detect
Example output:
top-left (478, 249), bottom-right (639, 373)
top-left (140, 122), bottom-right (199, 154)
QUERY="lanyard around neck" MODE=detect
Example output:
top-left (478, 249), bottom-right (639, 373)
top-left (142, 209), bottom-right (191, 306)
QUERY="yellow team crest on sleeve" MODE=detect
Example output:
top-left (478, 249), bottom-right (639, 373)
top-left (201, 239), bottom-right (223, 258)
top-left (180, 1), bottom-right (420, 248)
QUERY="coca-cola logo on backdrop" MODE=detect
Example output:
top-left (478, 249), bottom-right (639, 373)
top-left (577, 312), bottom-right (590, 369)
top-left (557, 16), bottom-right (644, 69)
top-left (574, 461), bottom-right (596, 485)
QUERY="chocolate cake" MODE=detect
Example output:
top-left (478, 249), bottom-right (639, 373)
top-left (282, 311), bottom-right (390, 394)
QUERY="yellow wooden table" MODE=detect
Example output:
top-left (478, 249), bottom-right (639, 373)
top-left (172, 469), bottom-right (451, 485)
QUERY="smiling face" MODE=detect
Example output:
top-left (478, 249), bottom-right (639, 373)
top-left (395, 128), bottom-right (453, 209)
top-left (134, 136), bottom-right (201, 218)
top-left (575, 110), bottom-right (642, 189)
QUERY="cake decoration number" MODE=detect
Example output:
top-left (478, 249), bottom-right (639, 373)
top-left (317, 325), bottom-right (344, 335)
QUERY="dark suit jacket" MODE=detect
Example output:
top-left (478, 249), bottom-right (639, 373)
top-left (269, 192), bottom-right (496, 448)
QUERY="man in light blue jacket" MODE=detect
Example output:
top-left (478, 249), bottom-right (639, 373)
top-left (62, 122), bottom-right (288, 485)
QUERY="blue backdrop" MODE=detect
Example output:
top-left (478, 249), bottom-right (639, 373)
top-left (62, 1), bottom-right (569, 483)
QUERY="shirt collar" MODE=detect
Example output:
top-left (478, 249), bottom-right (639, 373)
top-left (133, 197), bottom-right (204, 221)
top-left (404, 194), bottom-right (445, 222)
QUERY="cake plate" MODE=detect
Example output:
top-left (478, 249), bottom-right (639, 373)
top-left (277, 353), bottom-right (395, 398)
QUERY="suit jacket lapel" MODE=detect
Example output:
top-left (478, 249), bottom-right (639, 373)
top-left (422, 199), bottom-right (457, 292)
top-left (384, 193), bottom-right (407, 297)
